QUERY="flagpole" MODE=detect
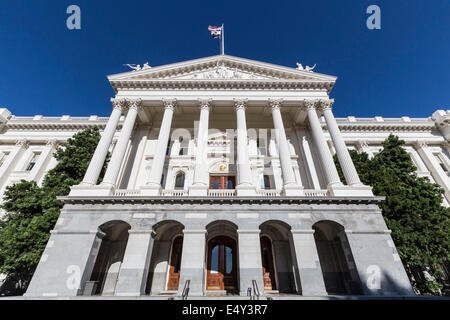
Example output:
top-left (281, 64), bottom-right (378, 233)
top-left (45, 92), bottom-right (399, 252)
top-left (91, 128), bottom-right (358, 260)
top-left (221, 24), bottom-right (224, 55)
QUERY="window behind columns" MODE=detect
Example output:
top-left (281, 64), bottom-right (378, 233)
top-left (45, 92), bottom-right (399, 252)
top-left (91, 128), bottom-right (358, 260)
top-left (26, 152), bottom-right (41, 171)
top-left (0, 152), bottom-right (10, 167)
top-left (434, 152), bottom-right (450, 175)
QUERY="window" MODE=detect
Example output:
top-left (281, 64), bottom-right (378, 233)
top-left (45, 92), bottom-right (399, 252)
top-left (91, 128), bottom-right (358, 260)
top-left (26, 152), bottom-right (41, 171)
top-left (178, 137), bottom-right (188, 156)
top-left (226, 179), bottom-right (233, 190)
top-left (434, 153), bottom-right (450, 174)
top-left (0, 152), bottom-right (9, 167)
top-left (260, 174), bottom-right (272, 189)
top-left (160, 174), bottom-right (165, 186)
top-left (257, 138), bottom-right (267, 156)
top-left (174, 172), bottom-right (185, 189)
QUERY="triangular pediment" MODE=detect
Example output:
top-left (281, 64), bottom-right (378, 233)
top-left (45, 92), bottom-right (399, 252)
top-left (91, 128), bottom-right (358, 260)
top-left (108, 55), bottom-right (336, 82)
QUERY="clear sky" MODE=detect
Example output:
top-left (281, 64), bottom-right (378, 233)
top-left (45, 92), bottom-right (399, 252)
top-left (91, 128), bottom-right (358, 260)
top-left (0, 0), bottom-right (449, 118)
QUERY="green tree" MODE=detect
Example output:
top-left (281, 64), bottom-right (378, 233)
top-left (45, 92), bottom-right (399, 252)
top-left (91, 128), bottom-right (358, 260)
top-left (0, 127), bottom-right (107, 294)
top-left (335, 135), bottom-right (450, 295)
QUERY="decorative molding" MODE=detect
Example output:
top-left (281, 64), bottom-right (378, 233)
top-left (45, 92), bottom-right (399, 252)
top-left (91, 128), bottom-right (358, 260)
top-left (415, 140), bottom-right (428, 149)
top-left (46, 139), bottom-right (59, 148)
top-left (303, 99), bottom-right (318, 110)
top-left (16, 139), bottom-right (29, 149)
top-left (57, 195), bottom-right (385, 205)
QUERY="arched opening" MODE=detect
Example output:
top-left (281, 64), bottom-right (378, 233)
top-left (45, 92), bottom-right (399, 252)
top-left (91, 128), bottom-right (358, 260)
top-left (313, 221), bottom-right (362, 295)
top-left (89, 220), bottom-right (131, 296)
top-left (167, 236), bottom-right (183, 290)
top-left (259, 220), bottom-right (296, 293)
top-left (145, 220), bottom-right (184, 295)
top-left (205, 221), bottom-right (239, 294)
top-left (174, 172), bottom-right (185, 189)
top-left (260, 236), bottom-right (276, 290)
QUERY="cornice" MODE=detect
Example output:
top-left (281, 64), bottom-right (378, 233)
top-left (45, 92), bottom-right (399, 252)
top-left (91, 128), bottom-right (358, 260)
top-left (57, 195), bottom-right (384, 205)
top-left (109, 79), bottom-right (335, 94)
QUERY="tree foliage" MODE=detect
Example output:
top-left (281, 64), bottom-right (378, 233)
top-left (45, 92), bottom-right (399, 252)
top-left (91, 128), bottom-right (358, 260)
top-left (0, 127), bottom-right (107, 294)
top-left (335, 135), bottom-right (450, 295)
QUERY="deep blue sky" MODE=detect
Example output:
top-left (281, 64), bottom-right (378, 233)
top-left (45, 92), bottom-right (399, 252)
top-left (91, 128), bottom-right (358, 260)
top-left (0, 0), bottom-right (449, 118)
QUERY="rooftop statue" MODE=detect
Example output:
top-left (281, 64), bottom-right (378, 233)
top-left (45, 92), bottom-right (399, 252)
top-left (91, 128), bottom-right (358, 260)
top-left (296, 62), bottom-right (316, 72)
top-left (124, 64), bottom-right (142, 71)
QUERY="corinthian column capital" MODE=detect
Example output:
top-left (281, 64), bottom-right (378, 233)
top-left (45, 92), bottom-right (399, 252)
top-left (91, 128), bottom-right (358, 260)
top-left (126, 98), bottom-right (143, 111)
top-left (16, 139), bottom-right (29, 149)
top-left (110, 98), bottom-right (127, 112)
top-left (268, 98), bottom-right (283, 111)
top-left (234, 98), bottom-right (248, 111)
top-left (319, 99), bottom-right (334, 111)
top-left (304, 99), bottom-right (318, 110)
top-left (162, 98), bottom-right (177, 111)
top-left (198, 98), bottom-right (213, 111)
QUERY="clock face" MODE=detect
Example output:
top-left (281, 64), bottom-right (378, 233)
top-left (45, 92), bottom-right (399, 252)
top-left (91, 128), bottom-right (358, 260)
top-left (219, 163), bottom-right (227, 171)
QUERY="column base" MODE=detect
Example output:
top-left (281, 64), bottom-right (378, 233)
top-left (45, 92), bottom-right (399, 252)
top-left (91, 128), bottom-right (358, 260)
top-left (188, 184), bottom-right (208, 196)
top-left (140, 184), bottom-right (162, 196)
top-left (236, 184), bottom-right (257, 196)
top-left (283, 184), bottom-right (304, 196)
top-left (69, 184), bottom-right (114, 197)
top-left (328, 184), bottom-right (374, 197)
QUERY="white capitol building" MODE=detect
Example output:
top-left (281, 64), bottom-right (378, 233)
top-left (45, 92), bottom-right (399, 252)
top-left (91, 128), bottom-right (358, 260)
top-left (0, 55), bottom-right (449, 298)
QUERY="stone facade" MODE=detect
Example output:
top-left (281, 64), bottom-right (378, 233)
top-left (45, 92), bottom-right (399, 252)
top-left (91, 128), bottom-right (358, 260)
top-left (0, 55), bottom-right (448, 298)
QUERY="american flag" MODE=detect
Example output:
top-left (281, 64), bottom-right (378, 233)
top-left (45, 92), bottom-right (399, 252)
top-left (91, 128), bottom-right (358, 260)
top-left (208, 25), bottom-right (222, 39)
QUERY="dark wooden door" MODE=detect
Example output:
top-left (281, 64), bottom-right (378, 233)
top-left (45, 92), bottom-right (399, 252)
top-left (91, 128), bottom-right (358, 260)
top-left (167, 236), bottom-right (183, 290)
top-left (260, 236), bottom-right (277, 290)
top-left (209, 176), bottom-right (235, 190)
top-left (206, 236), bottom-right (237, 290)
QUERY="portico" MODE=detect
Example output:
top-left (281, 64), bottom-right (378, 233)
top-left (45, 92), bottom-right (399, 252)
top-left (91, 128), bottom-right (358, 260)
top-left (23, 54), bottom-right (415, 298)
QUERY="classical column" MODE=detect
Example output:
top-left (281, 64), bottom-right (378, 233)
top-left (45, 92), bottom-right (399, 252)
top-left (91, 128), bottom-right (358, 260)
top-left (189, 99), bottom-right (211, 196)
top-left (237, 229), bottom-right (265, 296)
top-left (305, 100), bottom-right (342, 188)
top-left (115, 229), bottom-right (154, 296)
top-left (80, 98), bottom-right (124, 186)
top-left (142, 99), bottom-right (176, 195)
top-left (0, 139), bottom-right (29, 188)
top-left (290, 229), bottom-right (327, 296)
top-left (416, 140), bottom-right (450, 203)
top-left (101, 99), bottom-right (141, 188)
top-left (269, 99), bottom-right (303, 196)
top-left (30, 139), bottom-right (58, 182)
top-left (235, 99), bottom-right (256, 196)
top-left (177, 230), bottom-right (206, 297)
top-left (321, 99), bottom-right (362, 186)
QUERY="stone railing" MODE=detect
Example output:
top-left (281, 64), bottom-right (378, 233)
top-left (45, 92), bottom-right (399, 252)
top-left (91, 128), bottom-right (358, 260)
top-left (114, 189), bottom-right (141, 197)
top-left (112, 188), bottom-right (329, 197)
top-left (208, 189), bottom-right (237, 197)
top-left (256, 189), bottom-right (282, 197)
top-left (303, 189), bottom-right (329, 197)
top-left (162, 189), bottom-right (189, 197)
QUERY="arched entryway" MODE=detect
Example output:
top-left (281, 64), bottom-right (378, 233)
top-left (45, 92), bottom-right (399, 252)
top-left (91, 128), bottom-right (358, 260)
top-left (206, 236), bottom-right (238, 291)
top-left (167, 236), bottom-right (183, 290)
top-left (88, 220), bottom-right (131, 296)
top-left (259, 221), bottom-right (296, 293)
top-left (260, 236), bottom-right (277, 290)
top-left (313, 220), bottom-right (362, 295)
top-left (205, 221), bottom-right (239, 294)
top-left (145, 220), bottom-right (184, 295)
